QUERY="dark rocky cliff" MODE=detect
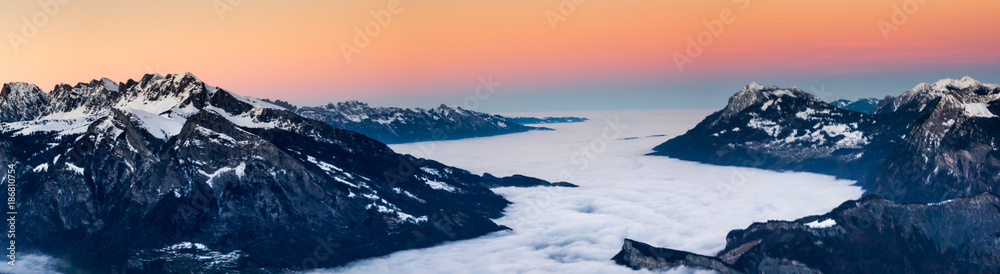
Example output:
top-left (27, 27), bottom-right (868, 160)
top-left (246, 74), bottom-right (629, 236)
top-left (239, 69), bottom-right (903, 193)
top-left (615, 193), bottom-right (1000, 273)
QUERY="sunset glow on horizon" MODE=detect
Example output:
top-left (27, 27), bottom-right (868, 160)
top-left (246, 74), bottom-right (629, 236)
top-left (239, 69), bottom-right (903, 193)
top-left (2, 0), bottom-right (999, 111)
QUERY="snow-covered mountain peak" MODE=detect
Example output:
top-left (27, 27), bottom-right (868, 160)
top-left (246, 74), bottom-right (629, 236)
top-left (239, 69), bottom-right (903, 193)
top-left (1, 73), bottom-right (286, 139)
top-left (744, 82), bottom-right (766, 92)
top-left (432, 104), bottom-right (465, 114)
top-left (100, 78), bottom-right (120, 92)
top-left (737, 83), bottom-right (816, 99)
top-left (333, 100), bottom-right (371, 110)
top-left (719, 83), bottom-right (822, 121)
top-left (876, 77), bottom-right (1000, 114)
top-left (1, 82), bottom-right (44, 98)
top-left (932, 76), bottom-right (982, 91)
top-left (910, 76), bottom-right (992, 94)
top-left (169, 72), bottom-right (200, 84)
top-left (0, 82), bottom-right (51, 123)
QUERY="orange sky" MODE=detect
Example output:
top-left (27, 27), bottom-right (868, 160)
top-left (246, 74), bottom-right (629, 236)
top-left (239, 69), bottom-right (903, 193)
top-left (2, 0), bottom-right (999, 110)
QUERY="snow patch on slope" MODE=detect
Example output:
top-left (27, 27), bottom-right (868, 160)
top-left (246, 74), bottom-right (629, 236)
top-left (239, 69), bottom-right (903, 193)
top-left (221, 89), bottom-right (283, 110)
top-left (423, 178), bottom-right (457, 192)
top-left (65, 163), bottom-right (85, 174)
top-left (200, 163), bottom-right (246, 188)
top-left (205, 107), bottom-right (279, 129)
top-left (1, 116), bottom-right (94, 136)
top-left (127, 108), bottom-right (186, 139)
top-left (804, 219), bottom-right (837, 228)
top-left (748, 118), bottom-right (781, 137)
top-left (963, 103), bottom-right (996, 118)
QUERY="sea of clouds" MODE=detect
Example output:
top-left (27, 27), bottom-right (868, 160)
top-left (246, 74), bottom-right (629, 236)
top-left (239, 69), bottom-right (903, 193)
top-left (322, 109), bottom-right (865, 273)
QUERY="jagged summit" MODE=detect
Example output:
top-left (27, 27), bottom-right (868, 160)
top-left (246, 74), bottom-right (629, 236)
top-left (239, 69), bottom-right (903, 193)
top-left (1, 82), bottom-right (44, 98)
top-left (174, 71), bottom-right (198, 78)
top-left (330, 100), bottom-right (370, 107)
top-left (735, 82), bottom-right (815, 98)
top-left (711, 83), bottom-right (827, 128)
top-left (744, 82), bottom-right (766, 91)
top-left (0, 82), bottom-right (50, 123)
top-left (1, 73), bottom-right (284, 138)
top-left (905, 76), bottom-right (990, 94)
top-left (927, 76), bottom-right (996, 92)
top-left (100, 77), bottom-right (120, 92)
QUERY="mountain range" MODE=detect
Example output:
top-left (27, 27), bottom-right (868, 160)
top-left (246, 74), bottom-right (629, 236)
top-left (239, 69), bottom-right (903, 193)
top-left (258, 99), bottom-right (589, 144)
top-left (622, 77), bottom-right (1000, 272)
top-left (506, 116), bottom-right (589, 124)
top-left (291, 101), bottom-right (552, 144)
top-left (0, 73), bottom-right (574, 272)
top-left (651, 77), bottom-right (1000, 203)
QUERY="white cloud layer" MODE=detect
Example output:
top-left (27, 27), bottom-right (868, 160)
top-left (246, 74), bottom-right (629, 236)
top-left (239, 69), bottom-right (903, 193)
top-left (0, 254), bottom-right (59, 273)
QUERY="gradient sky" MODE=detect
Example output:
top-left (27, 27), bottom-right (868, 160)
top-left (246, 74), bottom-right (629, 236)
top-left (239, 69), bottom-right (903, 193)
top-left (2, 0), bottom-right (999, 112)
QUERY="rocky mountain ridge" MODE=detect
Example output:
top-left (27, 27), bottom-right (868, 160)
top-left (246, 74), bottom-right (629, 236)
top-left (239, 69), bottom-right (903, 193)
top-left (294, 100), bottom-right (549, 144)
top-left (0, 73), bottom-right (572, 272)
